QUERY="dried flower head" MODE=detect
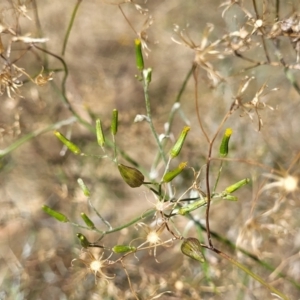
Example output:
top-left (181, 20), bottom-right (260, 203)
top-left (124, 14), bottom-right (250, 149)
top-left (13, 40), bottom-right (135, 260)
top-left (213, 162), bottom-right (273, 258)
top-left (172, 24), bottom-right (229, 87)
top-left (262, 173), bottom-right (298, 195)
top-left (233, 76), bottom-right (278, 130)
top-left (71, 249), bottom-right (115, 284)
top-left (34, 67), bottom-right (54, 86)
top-left (135, 222), bottom-right (172, 261)
top-left (0, 65), bottom-right (23, 98)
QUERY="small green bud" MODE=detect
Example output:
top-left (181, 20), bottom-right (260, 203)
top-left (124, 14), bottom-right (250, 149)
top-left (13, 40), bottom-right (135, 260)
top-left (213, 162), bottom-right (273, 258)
top-left (178, 198), bottom-right (207, 215)
top-left (81, 213), bottom-right (95, 229)
top-left (111, 109), bottom-right (118, 136)
top-left (96, 119), bottom-right (105, 147)
top-left (181, 237), bottom-right (205, 263)
top-left (118, 164), bottom-right (144, 188)
top-left (219, 128), bottom-right (232, 157)
top-left (225, 178), bottom-right (250, 194)
top-left (54, 131), bottom-right (81, 154)
top-left (42, 205), bottom-right (69, 223)
top-left (77, 178), bottom-right (90, 197)
top-left (135, 39), bottom-right (144, 70)
top-left (170, 126), bottom-right (190, 158)
top-left (76, 233), bottom-right (90, 248)
top-left (143, 68), bottom-right (152, 84)
top-left (112, 245), bottom-right (137, 254)
top-left (163, 162), bottom-right (187, 183)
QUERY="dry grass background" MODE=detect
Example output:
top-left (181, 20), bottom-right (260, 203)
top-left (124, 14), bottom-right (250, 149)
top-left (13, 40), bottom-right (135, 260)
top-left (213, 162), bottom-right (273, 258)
top-left (0, 0), bottom-right (300, 299)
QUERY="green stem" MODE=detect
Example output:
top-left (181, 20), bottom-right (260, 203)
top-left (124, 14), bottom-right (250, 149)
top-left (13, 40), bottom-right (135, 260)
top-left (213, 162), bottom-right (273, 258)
top-left (143, 78), bottom-right (167, 164)
top-left (62, 0), bottom-right (83, 56)
top-left (104, 209), bottom-right (155, 234)
top-left (153, 65), bottom-right (195, 169)
top-left (213, 161), bottom-right (223, 194)
top-left (189, 215), bottom-right (300, 291)
top-left (0, 117), bottom-right (77, 158)
top-left (214, 248), bottom-right (289, 300)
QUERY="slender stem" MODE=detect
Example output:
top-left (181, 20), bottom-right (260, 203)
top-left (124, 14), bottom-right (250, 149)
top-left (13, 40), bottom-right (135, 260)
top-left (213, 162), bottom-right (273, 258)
top-left (0, 117), bottom-right (77, 158)
top-left (88, 198), bottom-right (112, 230)
top-left (62, 0), bottom-right (83, 56)
top-left (205, 110), bottom-right (233, 248)
top-left (31, 0), bottom-right (48, 68)
top-left (213, 161), bottom-right (223, 194)
top-left (143, 77), bottom-right (167, 164)
top-left (193, 65), bottom-right (210, 144)
top-left (214, 248), bottom-right (289, 300)
top-left (189, 214), bottom-right (300, 290)
top-left (104, 209), bottom-right (155, 234)
top-left (153, 64), bottom-right (195, 170)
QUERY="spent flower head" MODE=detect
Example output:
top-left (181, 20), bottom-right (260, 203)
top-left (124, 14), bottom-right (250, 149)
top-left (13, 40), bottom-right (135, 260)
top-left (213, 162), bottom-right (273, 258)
top-left (135, 222), bottom-right (173, 261)
top-left (71, 249), bottom-right (115, 284)
top-left (0, 64), bottom-right (23, 98)
top-left (233, 76), bottom-right (278, 130)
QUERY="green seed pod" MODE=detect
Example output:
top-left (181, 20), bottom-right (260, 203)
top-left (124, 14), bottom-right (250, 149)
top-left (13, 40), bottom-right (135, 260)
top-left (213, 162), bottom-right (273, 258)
top-left (81, 213), bottom-right (95, 229)
top-left (96, 119), bottom-right (105, 147)
top-left (42, 205), bottom-right (69, 223)
top-left (76, 233), bottom-right (90, 248)
top-left (118, 164), bottom-right (144, 188)
top-left (54, 131), bottom-right (81, 155)
top-left (163, 162), bottom-right (187, 183)
top-left (225, 178), bottom-right (250, 194)
top-left (135, 39), bottom-right (144, 71)
top-left (181, 237), bottom-right (205, 263)
top-left (143, 68), bottom-right (152, 84)
top-left (111, 109), bottom-right (118, 136)
top-left (112, 245), bottom-right (137, 254)
top-left (170, 126), bottom-right (190, 158)
top-left (178, 198), bottom-right (207, 215)
top-left (77, 178), bottom-right (90, 197)
top-left (219, 128), bottom-right (232, 157)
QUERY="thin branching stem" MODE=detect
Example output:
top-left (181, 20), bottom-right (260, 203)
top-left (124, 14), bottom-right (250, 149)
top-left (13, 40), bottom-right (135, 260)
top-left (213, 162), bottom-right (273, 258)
top-left (31, 0), bottom-right (48, 68)
top-left (62, 0), bottom-right (83, 56)
top-left (143, 77), bottom-right (167, 164)
top-left (193, 65), bottom-right (210, 144)
top-left (213, 248), bottom-right (290, 300)
top-left (0, 117), bottom-right (77, 158)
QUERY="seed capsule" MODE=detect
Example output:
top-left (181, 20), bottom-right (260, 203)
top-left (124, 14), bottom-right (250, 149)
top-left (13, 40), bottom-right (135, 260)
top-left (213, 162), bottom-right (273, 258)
top-left (181, 237), bottom-right (205, 263)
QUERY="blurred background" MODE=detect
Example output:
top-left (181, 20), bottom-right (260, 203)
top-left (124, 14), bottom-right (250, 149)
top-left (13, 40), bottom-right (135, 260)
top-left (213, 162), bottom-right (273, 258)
top-left (0, 0), bottom-right (300, 299)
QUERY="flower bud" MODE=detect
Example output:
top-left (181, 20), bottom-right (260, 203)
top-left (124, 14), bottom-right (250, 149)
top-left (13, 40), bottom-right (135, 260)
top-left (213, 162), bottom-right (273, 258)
top-left (76, 233), bottom-right (90, 248)
top-left (170, 126), bottom-right (190, 158)
top-left (81, 213), bottom-right (95, 229)
top-left (111, 109), bottom-right (118, 136)
top-left (118, 164), bottom-right (144, 188)
top-left (163, 162), bottom-right (187, 183)
top-left (77, 178), bottom-right (90, 197)
top-left (135, 39), bottom-right (144, 70)
top-left (112, 245), bottom-right (137, 254)
top-left (181, 237), bottom-right (205, 263)
top-left (42, 205), bottom-right (69, 223)
top-left (219, 128), bottom-right (232, 157)
top-left (225, 178), bottom-right (250, 194)
top-left (178, 198), bottom-right (207, 215)
top-left (54, 131), bottom-right (81, 154)
top-left (96, 119), bottom-right (105, 147)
